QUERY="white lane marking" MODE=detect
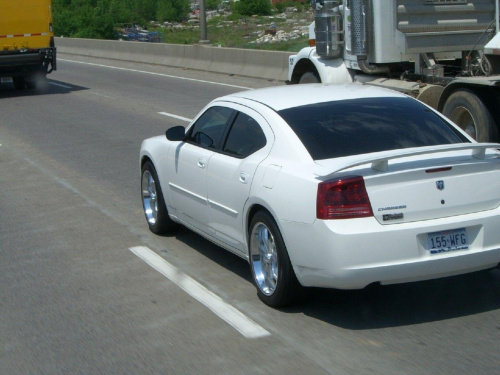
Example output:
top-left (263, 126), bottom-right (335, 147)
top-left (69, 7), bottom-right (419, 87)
top-left (59, 59), bottom-right (252, 90)
top-left (158, 112), bottom-right (192, 123)
top-left (90, 91), bottom-right (114, 99)
top-left (129, 246), bottom-right (271, 339)
top-left (49, 81), bottom-right (72, 89)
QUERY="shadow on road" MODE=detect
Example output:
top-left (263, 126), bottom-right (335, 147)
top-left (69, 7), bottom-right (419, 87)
top-left (173, 226), bottom-right (253, 284)
top-left (296, 269), bottom-right (500, 329)
top-left (173, 226), bottom-right (500, 329)
top-left (0, 79), bottom-right (88, 97)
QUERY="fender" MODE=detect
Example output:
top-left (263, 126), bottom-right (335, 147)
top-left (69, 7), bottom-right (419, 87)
top-left (288, 47), bottom-right (353, 84)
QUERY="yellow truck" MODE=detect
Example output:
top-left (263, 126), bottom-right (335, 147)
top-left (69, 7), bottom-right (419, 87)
top-left (0, 0), bottom-right (56, 89)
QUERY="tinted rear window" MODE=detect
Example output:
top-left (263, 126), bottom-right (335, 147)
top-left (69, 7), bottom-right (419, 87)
top-left (278, 97), bottom-right (468, 160)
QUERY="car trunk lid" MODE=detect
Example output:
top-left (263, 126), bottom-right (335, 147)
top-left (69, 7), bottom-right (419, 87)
top-left (314, 143), bottom-right (500, 224)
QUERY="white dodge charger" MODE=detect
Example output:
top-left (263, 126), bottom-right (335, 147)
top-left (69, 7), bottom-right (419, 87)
top-left (140, 84), bottom-right (500, 307)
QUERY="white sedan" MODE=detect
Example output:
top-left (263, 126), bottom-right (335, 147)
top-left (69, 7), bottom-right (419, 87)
top-left (140, 84), bottom-right (500, 307)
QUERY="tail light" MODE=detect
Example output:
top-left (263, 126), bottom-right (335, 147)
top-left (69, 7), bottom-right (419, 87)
top-left (317, 176), bottom-right (373, 220)
top-left (308, 39), bottom-right (316, 47)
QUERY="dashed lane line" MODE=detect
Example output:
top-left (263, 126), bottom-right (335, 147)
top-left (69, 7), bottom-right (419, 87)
top-left (158, 112), bottom-right (192, 123)
top-left (48, 81), bottom-right (73, 89)
top-left (1, 148), bottom-right (269, 338)
top-left (129, 246), bottom-right (271, 339)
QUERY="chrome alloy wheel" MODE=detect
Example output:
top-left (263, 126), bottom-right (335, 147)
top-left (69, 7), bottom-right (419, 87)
top-left (142, 170), bottom-right (158, 225)
top-left (250, 222), bottom-right (279, 296)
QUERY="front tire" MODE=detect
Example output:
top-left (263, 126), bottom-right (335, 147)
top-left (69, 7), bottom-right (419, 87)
top-left (442, 89), bottom-right (497, 142)
top-left (299, 71), bottom-right (320, 84)
top-left (141, 161), bottom-right (177, 234)
top-left (249, 211), bottom-right (303, 307)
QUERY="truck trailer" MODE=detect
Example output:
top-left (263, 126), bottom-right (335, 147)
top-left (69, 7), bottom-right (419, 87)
top-left (0, 0), bottom-right (56, 89)
top-left (288, 0), bottom-right (500, 142)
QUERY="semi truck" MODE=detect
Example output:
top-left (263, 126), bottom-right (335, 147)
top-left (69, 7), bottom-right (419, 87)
top-left (0, 0), bottom-right (57, 89)
top-left (288, 0), bottom-right (500, 142)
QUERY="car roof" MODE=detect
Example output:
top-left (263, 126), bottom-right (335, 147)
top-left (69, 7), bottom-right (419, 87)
top-left (218, 83), bottom-right (407, 112)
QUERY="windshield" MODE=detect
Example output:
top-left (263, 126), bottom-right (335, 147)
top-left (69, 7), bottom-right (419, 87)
top-left (278, 97), bottom-right (468, 160)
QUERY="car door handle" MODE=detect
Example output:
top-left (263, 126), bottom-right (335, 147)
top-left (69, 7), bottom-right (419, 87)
top-left (240, 172), bottom-right (249, 184)
top-left (198, 158), bottom-right (206, 169)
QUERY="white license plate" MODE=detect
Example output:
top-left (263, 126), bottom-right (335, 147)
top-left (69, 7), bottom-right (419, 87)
top-left (427, 228), bottom-right (469, 254)
top-left (1, 77), bottom-right (13, 83)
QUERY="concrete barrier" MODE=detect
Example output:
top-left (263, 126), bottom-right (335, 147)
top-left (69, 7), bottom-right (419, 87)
top-left (55, 37), bottom-right (293, 81)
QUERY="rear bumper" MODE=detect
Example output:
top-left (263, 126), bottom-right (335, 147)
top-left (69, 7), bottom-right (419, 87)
top-left (281, 209), bottom-right (500, 289)
top-left (0, 47), bottom-right (56, 77)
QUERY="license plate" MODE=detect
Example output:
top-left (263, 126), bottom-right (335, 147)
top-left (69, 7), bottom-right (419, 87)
top-left (1, 77), bottom-right (13, 83)
top-left (427, 228), bottom-right (468, 254)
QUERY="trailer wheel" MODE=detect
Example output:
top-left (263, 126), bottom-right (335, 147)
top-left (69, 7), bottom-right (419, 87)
top-left (442, 89), bottom-right (497, 142)
top-left (299, 72), bottom-right (320, 84)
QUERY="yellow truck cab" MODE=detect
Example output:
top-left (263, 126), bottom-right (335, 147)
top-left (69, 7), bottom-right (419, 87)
top-left (0, 0), bottom-right (56, 89)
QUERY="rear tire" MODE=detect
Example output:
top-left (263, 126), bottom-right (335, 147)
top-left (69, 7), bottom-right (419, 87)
top-left (249, 211), bottom-right (303, 307)
top-left (141, 161), bottom-right (177, 234)
top-left (299, 71), bottom-right (320, 84)
top-left (26, 80), bottom-right (38, 90)
top-left (13, 77), bottom-right (26, 90)
top-left (26, 73), bottom-right (47, 90)
top-left (442, 89), bottom-right (497, 142)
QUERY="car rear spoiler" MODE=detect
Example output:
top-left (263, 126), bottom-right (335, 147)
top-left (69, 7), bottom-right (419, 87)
top-left (314, 143), bottom-right (500, 176)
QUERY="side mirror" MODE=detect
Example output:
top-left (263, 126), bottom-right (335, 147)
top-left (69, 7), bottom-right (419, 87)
top-left (166, 126), bottom-right (186, 141)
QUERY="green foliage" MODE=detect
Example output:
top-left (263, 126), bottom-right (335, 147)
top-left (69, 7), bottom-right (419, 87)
top-left (52, 0), bottom-right (117, 39)
top-left (206, 0), bottom-right (221, 11)
top-left (275, 0), bottom-right (304, 13)
top-left (233, 0), bottom-right (271, 16)
top-left (275, 2), bottom-right (287, 13)
top-left (157, 0), bottom-right (190, 22)
top-left (52, 0), bottom-right (310, 52)
top-left (225, 11), bottom-right (245, 22)
top-left (52, 0), bottom-right (190, 39)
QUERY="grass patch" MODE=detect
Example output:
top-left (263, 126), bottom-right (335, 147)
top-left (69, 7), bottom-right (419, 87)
top-left (153, 11), bottom-right (311, 52)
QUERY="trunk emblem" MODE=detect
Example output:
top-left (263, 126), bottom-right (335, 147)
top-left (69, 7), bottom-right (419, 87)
top-left (436, 180), bottom-right (445, 191)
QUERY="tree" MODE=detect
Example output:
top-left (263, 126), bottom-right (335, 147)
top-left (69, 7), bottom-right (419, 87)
top-left (140, 0), bottom-right (157, 21)
top-left (52, 0), bottom-right (191, 39)
top-left (233, 0), bottom-right (271, 16)
top-left (157, 0), bottom-right (190, 22)
top-left (206, 0), bottom-right (221, 11)
top-left (53, 0), bottom-right (117, 39)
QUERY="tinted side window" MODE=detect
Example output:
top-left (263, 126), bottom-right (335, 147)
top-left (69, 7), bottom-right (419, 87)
top-left (186, 106), bottom-right (235, 149)
top-left (278, 97), bottom-right (468, 160)
top-left (223, 112), bottom-right (267, 158)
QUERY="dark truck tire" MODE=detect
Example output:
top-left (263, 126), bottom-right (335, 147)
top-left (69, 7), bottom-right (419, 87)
top-left (26, 80), bottom-right (37, 89)
top-left (299, 72), bottom-right (321, 84)
top-left (442, 89), bottom-right (497, 142)
top-left (13, 77), bottom-right (25, 90)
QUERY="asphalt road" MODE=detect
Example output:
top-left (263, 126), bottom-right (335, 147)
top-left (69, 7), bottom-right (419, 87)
top-left (1, 56), bottom-right (499, 375)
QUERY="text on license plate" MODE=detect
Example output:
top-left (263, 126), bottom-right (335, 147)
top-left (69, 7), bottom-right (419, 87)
top-left (427, 228), bottom-right (469, 254)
